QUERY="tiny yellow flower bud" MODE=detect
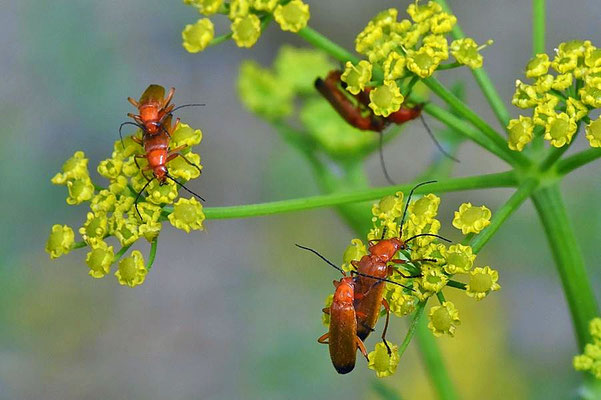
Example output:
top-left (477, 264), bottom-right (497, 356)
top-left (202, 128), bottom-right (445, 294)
top-left (534, 74), bottom-right (554, 94)
top-left (551, 52), bottom-right (578, 74)
top-left (114, 219), bottom-right (139, 247)
top-left (566, 97), bottom-right (589, 122)
top-left (450, 38), bottom-right (488, 69)
top-left (368, 342), bottom-right (400, 378)
top-left (532, 98), bottom-right (558, 127)
top-left (466, 266), bottom-right (500, 300)
top-left (112, 134), bottom-right (142, 161)
top-left (579, 83), bottom-right (601, 108)
top-left (51, 151), bottom-right (90, 185)
top-left (388, 290), bottom-right (417, 316)
top-left (372, 192), bottom-right (404, 221)
top-left (419, 264), bottom-right (448, 293)
top-left (97, 158), bottom-right (123, 180)
top-left (408, 193), bottom-right (440, 228)
top-left (369, 80), bottom-right (404, 117)
top-left (407, 1), bottom-right (441, 23)
top-left (146, 180), bottom-right (179, 205)
top-left (429, 12), bottom-right (456, 34)
top-left (66, 178), bottom-right (95, 205)
top-left (589, 318), bottom-right (601, 340)
top-left (428, 301), bottom-right (460, 337)
top-left (544, 112), bottom-right (578, 148)
top-left (79, 212), bottom-right (108, 245)
top-left (115, 250), bottom-right (147, 287)
top-left (452, 203), bottom-right (491, 235)
top-left (340, 60), bottom-right (372, 95)
top-left (511, 80), bottom-right (540, 109)
top-left (341, 239), bottom-right (367, 272)
top-left (551, 73), bottom-right (573, 91)
top-left (406, 46), bottom-right (441, 78)
top-left (274, 0), bottom-right (310, 33)
top-left (90, 190), bottom-right (117, 215)
top-left (585, 47), bottom-right (601, 69)
top-left (231, 14), bottom-right (262, 48)
top-left (109, 175), bottom-right (129, 195)
top-left (168, 197), bottom-right (205, 233)
top-left (188, 0), bottom-right (223, 16)
top-left (443, 244), bottom-right (476, 274)
top-left (46, 224), bottom-right (75, 259)
top-left (172, 122), bottom-right (203, 149)
top-left (383, 52), bottom-right (406, 81)
top-left (507, 115), bottom-right (534, 152)
top-left (228, 0), bottom-right (250, 20)
top-left (182, 18), bottom-right (215, 54)
top-left (525, 53), bottom-right (550, 78)
top-left (585, 117), bottom-right (601, 148)
top-left (167, 152), bottom-right (202, 181)
top-left (252, 0), bottom-right (278, 12)
top-left (422, 34), bottom-right (449, 61)
top-left (86, 240), bottom-right (114, 278)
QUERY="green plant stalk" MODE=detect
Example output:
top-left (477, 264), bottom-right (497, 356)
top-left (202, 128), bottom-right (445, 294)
top-left (422, 77), bottom-right (529, 168)
top-left (398, 301), bottom-right (426, 359)
top-left (113, 243), bottom-right (133, 264)
top-left (469, 178), bottom-right (539, 254)
top-left (146, 237), bottom-right (158, 271)
top-left (434, 0), bottom-right (512, 128)
top-left (557, 148), bottom-right (601, 175)
top-left (531, 184), bottom-right (599, 349)
top-left (297, 26), bottom-right (360, 64)
top-left (415, 313), bottom-right (460, 400)
top-left (532, 0), bottom-right (546, 55)
top-left (178, 172), bottom-right (517, 220)
top-left (423, 103), bottom-right (514, 165)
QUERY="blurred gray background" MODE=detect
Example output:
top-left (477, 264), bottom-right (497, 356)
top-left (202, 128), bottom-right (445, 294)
top-left (1, 1), bottom-right (600, 399)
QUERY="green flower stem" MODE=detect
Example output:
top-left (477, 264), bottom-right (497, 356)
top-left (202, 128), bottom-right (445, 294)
top-left (422, 77), bottom-right (529, 168)
top-left (557, 148), bottom-right (601, 175)
top-left (434, 0), bottom-right (512, 129)
top-left (71, 241), bottom-right (88, 250)
top-left (113, 243), bottom-right (133, 264)
top-left (532, 0), bottom-right (546, 55)
top-left (415, 310), bottom-right (460, 400)
top-left (423, 103), bottom-right (515, 165)
top-left (436, 61), bottom-right (462, 71)
top-left (469, 178), bottom-right (538, 254)
top-left (296, 26), bottom-right (360, 64)
top-left (436, 291), bottom-right (446, 304)
top-left (447, 280), bottom-right (466, 290)
top-left (209, 32), bottom-right (233, 47)
top-left (146, 237), bottom-right (158, 271)
top-left (398, 301), bottom-right (426, 360)
top-left (531, 184), bottom-right (599, 348)
top-left (188, 172), bottom-right (517, 220)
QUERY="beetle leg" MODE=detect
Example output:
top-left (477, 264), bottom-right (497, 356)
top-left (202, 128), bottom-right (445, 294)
top-left (163, 87), bottom-right (175, 108)
top-left (356, 336), bottom-right (368, 360)
top-left (127, 97), bottom-right (139, 107)
top-left (317, 333), bottom-right (329, 344)
top-left (322, 307), bottom-right (330, 315)
top-left (356, 311), bottom-right (368, 319)
top-left (380, 299), bottom-right (392, 355)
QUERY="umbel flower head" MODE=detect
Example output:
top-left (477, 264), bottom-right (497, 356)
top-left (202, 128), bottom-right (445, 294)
top-left (573, 317), bottom-right (601, 379)
top-left (47, 105), bottom-right (206, 287)
top-left (508, 40), bottom-right (600, 151)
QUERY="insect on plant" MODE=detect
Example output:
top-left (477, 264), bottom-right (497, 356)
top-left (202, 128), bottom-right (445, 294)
top-left (132, 113), bottom-right (205, 220)
top-left (120, 84), bottom-right (205, 143)
top-left (296, 244), bottom-right (415, 374)
top-left (315, 70), bottom-right (458, 184)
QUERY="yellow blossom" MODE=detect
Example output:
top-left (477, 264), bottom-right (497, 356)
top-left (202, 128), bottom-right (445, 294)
top-left (428, 301), bottom-right (460, 337)
top-left (231, 14), bottom-right (262, 48)
top-left (45, 224), bottom-right (75, 259)
top-left (466, 266), bottom-right (500, 300)
top-left (368, 342), bottom-right (400, 378)
top-left (543, 112), bottom-right (578, 147)
top-left (341, 239), bottom-right (367, 272)
top-left (168, 197), bottom-right (205, 233)
top-left (274, 0), bottom-right (310, 33)
top-left (585, 117), bottom-right (601, 147)
top-left (86, 240), bottom-right (114, 278)
top-left (115, 250), bottom-right (147, 287)
top-left (369, 80), bottom-right (404, 117)
top-left (182, 18), bottom-right (214, 53)
top-left (452, 203), bottom-right (491, 234)
top-left (340, 60), bottom-right (372, 95)
top-left (507, 115), bottom-right (534, 151)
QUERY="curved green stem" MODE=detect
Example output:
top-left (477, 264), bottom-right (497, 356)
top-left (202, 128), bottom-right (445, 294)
top-left (469, 178), bottom-right (538, 254)
top-left (422, 77), bottom-right (529, 168)
top-left (71, 241), bottom-right (88, 251)
top-left (531, 184), bottom-right (599, 349)
top-left (297, 26), bottom-right (360, 64)
top-left (434, 0), bottom-right (512, 129)
top-left (532, 0), bottom-right (546, 55)
top-left (146, 237), bottom-right (159, 271)
top-left (176, 172), bottom-right (517, 220)
top-left (557, 148), bottom-right (601, 175)
top-left (113, 243), bottom-right (133, 264)
top-left (416, 313), bottom-right (460, 400)
top-left (398, 301), bottom-right (426, 359)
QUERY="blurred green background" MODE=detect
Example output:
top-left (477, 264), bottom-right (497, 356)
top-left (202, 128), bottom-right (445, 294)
top-left (1, 1), bottom-right (600, 399)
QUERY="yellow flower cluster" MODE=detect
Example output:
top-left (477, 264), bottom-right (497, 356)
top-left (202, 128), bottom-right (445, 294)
top-left (46, 120), bottom-right (206, 287)
top-left (508, 40), bottom-right (601, 151)
top-left (346, 2), bottom-right (491, 117)
top-left (573, 317), bottom-right (601, 380)
top-left (182, 0), bottom-right (310, 52)
top-left (334, 189), bottom-right (499, 377)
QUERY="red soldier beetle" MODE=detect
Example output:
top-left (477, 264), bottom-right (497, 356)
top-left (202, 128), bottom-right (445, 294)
top-left (315, 70), bottom-right (458, 184)
top-left (352, 181), bottom-right (451, 352)
top-left (119, 84), bottom-right (205, 145)
top-left (132, 114), bottom-right (205, 220)
top-left (296, 244), bottom-right (413, 374)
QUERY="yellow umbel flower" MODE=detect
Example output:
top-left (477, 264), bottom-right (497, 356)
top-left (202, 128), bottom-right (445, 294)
top-left (428, 301), bottom-right (461, 337)
top-left (450, 38), bottom-right (491, 69)
top-left (167, 152), bottom-right (202, 181)
top-left (341, 239), bottom-right (367, 272)
top-left (274, 0), bottom-right (310, 33)
top-left (51, 151), bottom-right (89, 185)
top-left (368, 342), bottom-right (400, 378)
top-left (579, 82), bottom-right (601, 108)
top-left (466, 266), bottom-right (501, 300)
top-left (86, 240), bottom-right (114, 279)
top-left (507, 115), bottom-right (534, 151)
top-left (551, 52), bottom-right (578, 74)
top-left (586, 117), bottom-right (601, 147)
top-left (115, 250), bottom-right (147, 288)
top-left (442, 244), bottom-right (476, 274)
top-left (388, 290), bottom-right (417, 316)
top-left (551, 72), bottom-right (573, 91)
top-left (182, 18), bottom-right (214, 53)
top-left (511, 80), bottom-right (539, 109)
top-left (66, 178), bottom-right (95, 205)
top-left (452, 203), bottom-right (492, 234)
top-left (566, 97), bottom-right (589, 122)
top-left (340, 60), bottom-right (372, 95)
top-left (97, 158), bottom-right (123, 180)
top-left (429, 12), bottom-right (456, 34)
top-left (228, 0), bottom-right (249, 20)
top-left (172, 122), bottom-right (203, 148)
top-left (79, 212), bottom-right (108, 245)
top-left (407, 193), bottom-right (440, 228)
top-left (90, 190), bottom-right (117, 215)
top-left (543, 112), bottom-right (578, 148)
top-left (407, 1), bottom-right (441, 23)
top-left (406, 46), bottom-right (441, 78)
top-left (573, 317), bottom-right (601, 380)
top-left (146, 180), bottom-right (179, 205)
top-left (252, 0), bottom-right (278, 12)
top-left (187, 0), bottom-right (223, 15)
top-left (45, 224), bottom-right (75, 259)
top-left (419, 264), bottom-right (448, 293)
top-left (114, 219), bottom-right (139, 247)
top-left (369, 80), bottom-right (404, 117)
top-left (372, 191), bottom-right (404, 221)
top-left (231, 14), bottom-right (262, 48)
top-left (525, 53), bottom-right (550, 78)
top-left (168, 197), bottom-right (205, 233)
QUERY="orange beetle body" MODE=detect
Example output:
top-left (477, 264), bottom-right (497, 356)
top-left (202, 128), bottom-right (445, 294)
top-left (319, 276), bottom-right (368, 374)
top-left (128, 84), bottom-right (175, 136)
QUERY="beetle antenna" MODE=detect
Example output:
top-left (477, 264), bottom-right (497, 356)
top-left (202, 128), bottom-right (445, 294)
top-left (378, 132), bottom-right (396, 185)
top-left (419, 113), bottom-right (460, 163)
top-left (399, 180), bottom-right (437, 231)
top-left (165, 174), bottom-right (206, 202)
top-left (405, 233), bottom-right (451, 243)
top-left (134, 178), bottom-right (154, 221)
top-left (119, 121), bottom-right (144, 148)
top-left (170, 103), bottom-right (206, 113)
